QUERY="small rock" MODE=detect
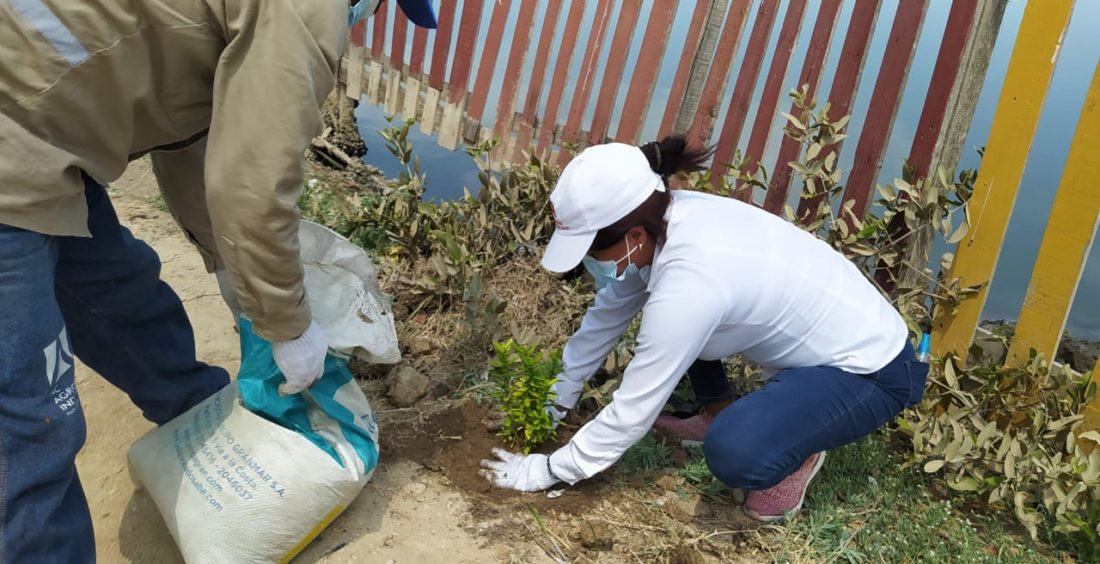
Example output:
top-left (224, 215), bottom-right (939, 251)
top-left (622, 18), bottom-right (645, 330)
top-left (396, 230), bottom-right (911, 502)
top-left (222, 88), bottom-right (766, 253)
top-left (428, 381), bottom-right (452, 399)
top-left (406, 336), bottom-right (433, 356)
top-left (386, 365), bottom-right (430, 407)
top-left (573, 521), bottom-right (614, 551)
top-left (655, 473), bottom-right (682, 492)
top-left (668, 545), bottom-right (707, 564)
top-left (406, 482), bottom-right (427, 496)
top-left (624, 473), bottom-right (648, 488)
top-left (667, 498), bottom-right (698, 523)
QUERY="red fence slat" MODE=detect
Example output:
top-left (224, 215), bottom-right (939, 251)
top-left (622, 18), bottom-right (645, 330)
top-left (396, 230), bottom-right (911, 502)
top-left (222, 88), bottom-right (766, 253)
top-left (748, 0), bottom-right (808, 209)
top-left (371, 9), bottom-right (387, 60)
top-left (390, 8), bottom-right (409, 69)
top-left (351, 20), bottom-right (367, 48)
top-left (537, 1), bottom-right (587, 156)
top-left (745, 0), bottom-right (808, 186)
top-left (410, 24), bottom-right (429, 75)
top-left (711, 0), bottom-right (781, 191)
top-left (493, 0), bottom-right (540, 142)
top-left (658, 1), bottom-right (714, 136)
top-left (908, 0), bottom-right (980, 178)
top-left (558, 0), bottom-right (615, 165)
top-left (447, 0), bottom-right (486, 104)
top-left (765, 0), bottom-right (843, 214)
top-left (616, 0), bottom-right (678, 144)
top-left (468, 0), bottom-right (513, 121)
top-left (587, 1), bottom-right (643, 145)
top-left (842, 0), bottom-right (929, 218)
top-left (513, 1), bottom-right (566, 159)
top-left (795, 0), bottom-right (882, 220)
top-left (686, 0), bottom-right (752, 149)
top-left (428, 0), bottom-right (459, 91)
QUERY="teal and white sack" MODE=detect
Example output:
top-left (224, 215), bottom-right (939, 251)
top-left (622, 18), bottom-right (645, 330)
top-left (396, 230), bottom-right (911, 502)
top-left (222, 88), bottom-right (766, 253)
top-left (128, 221), bottom-right (397, 563)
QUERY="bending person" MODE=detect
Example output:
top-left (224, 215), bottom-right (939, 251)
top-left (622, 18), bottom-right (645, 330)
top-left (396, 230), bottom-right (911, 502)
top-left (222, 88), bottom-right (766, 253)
top-left (481, 137), bottom-right (927, 522)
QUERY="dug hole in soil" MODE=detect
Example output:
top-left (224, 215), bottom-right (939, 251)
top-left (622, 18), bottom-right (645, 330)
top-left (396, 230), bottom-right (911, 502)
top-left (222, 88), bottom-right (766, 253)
top-left (381, 400), bottom-right (606, 516)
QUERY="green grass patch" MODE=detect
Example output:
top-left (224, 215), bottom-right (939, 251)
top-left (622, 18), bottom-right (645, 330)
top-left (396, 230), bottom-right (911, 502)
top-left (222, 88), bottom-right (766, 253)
top-left (678, 446), bottom-right (728, 503)
top-left (772, 432), bottom-right (1061, 563)
top-left (616, 435), bottom-right (673, 477)
top-left (149, 193), bottom-right (168, 212)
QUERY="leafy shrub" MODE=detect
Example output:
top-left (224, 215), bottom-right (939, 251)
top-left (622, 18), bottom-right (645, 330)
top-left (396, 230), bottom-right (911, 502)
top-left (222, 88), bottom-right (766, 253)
top-left (303, 117), bottom-right (560, 308)
top-left (900, 351), bottom-right (1100, 555)
top-left (488, 339), bottom-right (561, 454)
top-left (462, 271), bottom-right (508, 347)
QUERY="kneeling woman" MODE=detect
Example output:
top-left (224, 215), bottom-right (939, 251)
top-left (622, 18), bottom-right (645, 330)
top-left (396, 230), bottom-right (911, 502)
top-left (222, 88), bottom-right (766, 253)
top-left (480, 137), bottom-right (928, 521)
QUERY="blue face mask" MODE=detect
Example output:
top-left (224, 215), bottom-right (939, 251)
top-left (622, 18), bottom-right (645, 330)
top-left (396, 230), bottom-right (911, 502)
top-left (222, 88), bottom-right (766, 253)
top-left (582, 238), bottom-right (644, 290)
top-left (348, 0), bottom-right (382, 26)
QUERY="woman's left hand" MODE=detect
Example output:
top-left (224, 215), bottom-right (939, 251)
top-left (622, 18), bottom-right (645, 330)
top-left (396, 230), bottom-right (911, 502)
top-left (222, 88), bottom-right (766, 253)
top-left (479, 448), bottom-right (560, 492)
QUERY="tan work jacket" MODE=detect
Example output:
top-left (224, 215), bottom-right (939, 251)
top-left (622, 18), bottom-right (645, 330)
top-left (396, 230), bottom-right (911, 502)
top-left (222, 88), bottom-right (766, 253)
top-left (1, 0), bottom-right (347, 341)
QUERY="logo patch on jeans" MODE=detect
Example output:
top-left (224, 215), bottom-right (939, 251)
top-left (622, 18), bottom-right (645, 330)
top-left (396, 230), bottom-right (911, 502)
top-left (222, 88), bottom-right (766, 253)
top-left (43, 327), bottom-right (79, 416)
top-left (43, 327), bottom-right (73, 388)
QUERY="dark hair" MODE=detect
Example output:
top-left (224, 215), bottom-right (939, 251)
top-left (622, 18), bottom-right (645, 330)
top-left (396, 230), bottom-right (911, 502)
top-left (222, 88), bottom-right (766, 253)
top-left (589, 135), bottom-right (713, 251)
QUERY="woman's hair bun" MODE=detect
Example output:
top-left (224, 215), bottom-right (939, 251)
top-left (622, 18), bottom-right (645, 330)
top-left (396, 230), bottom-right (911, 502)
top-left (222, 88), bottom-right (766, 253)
top-left (639, 135), bottom-right (713, 178)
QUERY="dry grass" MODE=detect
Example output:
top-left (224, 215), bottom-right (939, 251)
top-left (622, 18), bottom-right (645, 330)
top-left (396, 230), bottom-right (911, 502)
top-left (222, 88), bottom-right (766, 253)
top-left (372, 255), bottom-right (590, 392)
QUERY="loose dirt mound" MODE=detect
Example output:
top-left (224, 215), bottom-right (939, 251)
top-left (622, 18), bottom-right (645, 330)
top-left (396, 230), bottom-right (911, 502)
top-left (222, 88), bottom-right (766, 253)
top-left (380, 400), bottom-right (609, 515)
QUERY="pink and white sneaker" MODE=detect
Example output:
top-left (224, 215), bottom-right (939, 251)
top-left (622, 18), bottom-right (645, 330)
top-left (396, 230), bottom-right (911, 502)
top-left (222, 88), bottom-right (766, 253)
top-left (652, 412), bottom-right (714, 446)
top-left (743, 452), bottom-right (826, 522)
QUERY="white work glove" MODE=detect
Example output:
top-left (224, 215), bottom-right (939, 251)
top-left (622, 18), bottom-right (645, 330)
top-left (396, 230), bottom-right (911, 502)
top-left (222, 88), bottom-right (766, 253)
top-left (479, 448), bottom-right (561, 492)
top-left (271, 321), bottom-right (328, 395)
top-left (548, 402), bottom-right (568, 426)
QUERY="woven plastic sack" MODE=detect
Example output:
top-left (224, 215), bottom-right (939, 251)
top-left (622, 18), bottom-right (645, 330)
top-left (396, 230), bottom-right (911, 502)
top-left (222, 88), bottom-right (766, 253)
top-left (128, 320), bottom-right (379, 563)
top-left (127, 221), bottom-right (395, 562)
top-left (299, 220), bottom-right (399, 364)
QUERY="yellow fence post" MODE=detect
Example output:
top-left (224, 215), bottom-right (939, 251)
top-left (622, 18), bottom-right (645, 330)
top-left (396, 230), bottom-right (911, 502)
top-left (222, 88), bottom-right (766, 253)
top-left (1007, 62), bottom-right (1100, 368)
top-left (932, 0), bottom-right (1075, 361)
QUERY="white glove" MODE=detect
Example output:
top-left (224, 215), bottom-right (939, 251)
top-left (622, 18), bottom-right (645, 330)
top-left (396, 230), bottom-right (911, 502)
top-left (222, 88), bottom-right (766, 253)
top-left (548, 402), bottom-right (568, 427)
top-left (271, 321), bottom-right (328, 395)
top-left (550, 373), bottom-right (582, 413)
top-left (479, 448), bottom-right (560, 492)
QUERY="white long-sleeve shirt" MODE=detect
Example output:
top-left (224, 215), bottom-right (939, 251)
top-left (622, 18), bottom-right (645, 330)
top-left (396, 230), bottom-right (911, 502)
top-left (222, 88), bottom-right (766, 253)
top-left (547, 190), bottom-right (908, 484)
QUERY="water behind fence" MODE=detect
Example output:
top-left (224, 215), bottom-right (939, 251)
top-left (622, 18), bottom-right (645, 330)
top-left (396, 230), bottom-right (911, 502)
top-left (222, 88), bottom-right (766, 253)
top-left (347, 0), bottom-right (1004, 219)
top-left (339, 1), bottom-right (1100, 390)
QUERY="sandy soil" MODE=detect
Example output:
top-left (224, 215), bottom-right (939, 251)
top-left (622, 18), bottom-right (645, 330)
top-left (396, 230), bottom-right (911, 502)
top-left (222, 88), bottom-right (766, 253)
top-left (75, 159), bottom-right (539, 563)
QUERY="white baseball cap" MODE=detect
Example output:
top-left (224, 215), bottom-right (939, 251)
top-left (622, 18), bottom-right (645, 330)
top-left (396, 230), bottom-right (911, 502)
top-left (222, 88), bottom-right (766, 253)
top-left (541, 143), bottom-right (664, 273)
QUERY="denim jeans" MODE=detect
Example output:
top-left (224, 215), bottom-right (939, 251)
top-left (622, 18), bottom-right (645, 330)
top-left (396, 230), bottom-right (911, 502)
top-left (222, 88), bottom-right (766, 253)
top-left (0, 176), bottom-right (229, 563)
top-left (699, 342), bottom-right (927, 490)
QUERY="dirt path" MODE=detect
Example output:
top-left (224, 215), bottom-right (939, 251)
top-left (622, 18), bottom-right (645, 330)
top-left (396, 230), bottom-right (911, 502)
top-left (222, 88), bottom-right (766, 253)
top-left (75, 160), bottom-right (536, 563)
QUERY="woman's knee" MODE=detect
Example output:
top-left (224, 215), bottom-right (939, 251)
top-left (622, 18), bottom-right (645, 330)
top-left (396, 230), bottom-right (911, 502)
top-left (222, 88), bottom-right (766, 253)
top-left (702, 426), bottom-right (787, 490)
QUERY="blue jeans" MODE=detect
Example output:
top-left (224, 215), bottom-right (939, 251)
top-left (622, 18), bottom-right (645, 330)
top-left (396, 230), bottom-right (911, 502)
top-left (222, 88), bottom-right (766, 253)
top-left (0, 177), bottom-right (229, 563)
top-left (701, 342), bottom-right (927, 490)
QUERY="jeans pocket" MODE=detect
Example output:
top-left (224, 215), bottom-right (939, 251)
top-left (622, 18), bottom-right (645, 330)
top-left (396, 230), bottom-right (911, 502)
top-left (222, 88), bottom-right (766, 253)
top-left (904, 361), bottom-right (930, 406)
